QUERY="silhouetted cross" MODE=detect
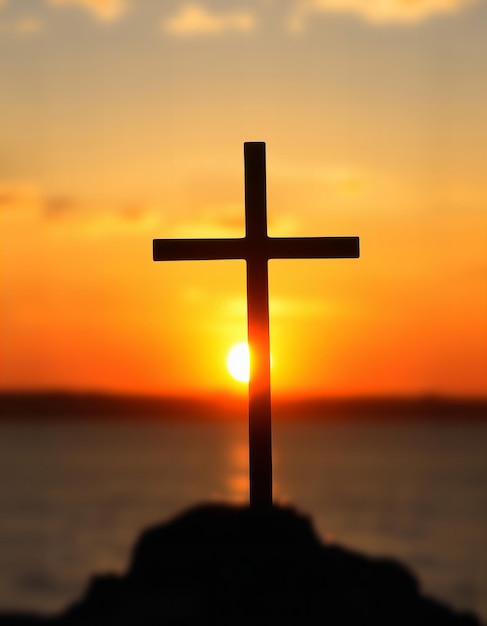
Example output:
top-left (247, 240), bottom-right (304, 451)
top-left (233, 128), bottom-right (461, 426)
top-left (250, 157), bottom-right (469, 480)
top-left (153, 142), bottom-right (360, 509)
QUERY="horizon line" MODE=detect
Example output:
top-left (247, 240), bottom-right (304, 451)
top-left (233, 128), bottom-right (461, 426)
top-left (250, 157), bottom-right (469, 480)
top-left (1, 389), bottom-right (486, 421)
top-left (1, 387), bottom-right (487, 399)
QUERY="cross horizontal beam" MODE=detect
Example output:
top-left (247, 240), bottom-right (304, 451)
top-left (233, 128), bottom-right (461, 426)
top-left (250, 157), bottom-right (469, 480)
top-left (152, 142), bottom-right (360, 510)
top-left (153, 236), bottom-right (359, 262)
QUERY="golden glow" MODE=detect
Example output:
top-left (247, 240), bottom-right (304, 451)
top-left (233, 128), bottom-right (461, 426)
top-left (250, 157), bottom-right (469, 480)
top-left (227, 342), bottom-right (250, 383)
top-left (1, 1), bottom-right (486, 398)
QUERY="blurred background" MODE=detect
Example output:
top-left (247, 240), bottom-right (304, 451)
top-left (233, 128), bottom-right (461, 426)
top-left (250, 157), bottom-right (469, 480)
top-left (1, 0), bottom-right (486, 620)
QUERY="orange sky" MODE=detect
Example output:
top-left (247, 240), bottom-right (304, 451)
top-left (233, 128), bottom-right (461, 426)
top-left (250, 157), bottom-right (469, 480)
top-left (1, 0), bottom-right (486, 397)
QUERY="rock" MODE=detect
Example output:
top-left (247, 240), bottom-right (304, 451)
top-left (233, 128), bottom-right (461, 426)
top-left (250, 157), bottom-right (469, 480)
top-left (0, 504), bottom-right (482, 626)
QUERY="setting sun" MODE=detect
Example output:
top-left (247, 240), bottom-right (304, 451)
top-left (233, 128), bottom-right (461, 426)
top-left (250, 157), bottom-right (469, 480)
top-left (226, 342), bottom-right (274, 383)
top-left (226, 342), bottom-right (250, 383)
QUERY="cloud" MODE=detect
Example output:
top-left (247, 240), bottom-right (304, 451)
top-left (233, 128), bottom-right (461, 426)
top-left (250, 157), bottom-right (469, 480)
top-left (163, 3), bottom-right (255, 35)
top-left (47, 0), bottom-right (128, 21)
top-left (40, 198), bottom-right (162, 234)
top-left (0, 181), bottom-right (162, 236)
top-left (0, 183), bottom-right (85, 222)
top-left (168, 206), bottom-right (244, 238)
top-left (288, 0), bottom-right (477, 29)
top-left (43, 196), bottom-right (79, 217)
top-left (0, 15), bottom-right (44, 35)
top-left (0, 182), bottom-right (42, 213)
top-left (274, 160), bottom-right (366, 197)
top-left (15, 15), bottom-right (44, 33)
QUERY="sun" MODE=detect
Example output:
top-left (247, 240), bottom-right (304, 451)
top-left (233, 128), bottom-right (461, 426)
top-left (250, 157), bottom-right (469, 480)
top-left (226, 342), bottom-right (273, 383)
top-left (226, 342), bottom-right (250, 383)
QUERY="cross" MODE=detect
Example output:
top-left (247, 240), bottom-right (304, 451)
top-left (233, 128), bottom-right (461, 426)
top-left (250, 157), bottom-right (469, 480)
top-left (153, 142), bottom-right (359, 509)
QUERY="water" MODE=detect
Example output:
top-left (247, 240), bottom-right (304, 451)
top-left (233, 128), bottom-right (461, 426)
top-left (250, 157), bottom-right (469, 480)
top-left (0, 417), bottom-right (486, 620)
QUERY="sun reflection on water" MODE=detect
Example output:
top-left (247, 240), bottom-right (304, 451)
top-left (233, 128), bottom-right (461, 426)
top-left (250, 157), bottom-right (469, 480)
top-left (226, 441), bottom-right (248, 502)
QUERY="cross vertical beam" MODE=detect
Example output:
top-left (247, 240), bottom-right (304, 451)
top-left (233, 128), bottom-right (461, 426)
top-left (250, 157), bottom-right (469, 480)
top-left (152, 141), bottom-right (360, 511)
top-left (244, 142), bottom-right (272, 509)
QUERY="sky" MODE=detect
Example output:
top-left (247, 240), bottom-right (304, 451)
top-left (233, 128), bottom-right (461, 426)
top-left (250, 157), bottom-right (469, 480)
top-left (1, 0), bottom-right (486, 398)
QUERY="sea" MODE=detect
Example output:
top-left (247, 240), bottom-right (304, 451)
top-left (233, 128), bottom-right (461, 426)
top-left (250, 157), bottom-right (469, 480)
top-left (0, 417), bottom-right (486, 620)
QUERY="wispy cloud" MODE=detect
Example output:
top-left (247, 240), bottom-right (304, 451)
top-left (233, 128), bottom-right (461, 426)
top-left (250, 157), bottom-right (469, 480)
top-left (0, 181), bottom-right (162, 236)
top-left (43, 196), bottom-right (79, 218)
top-left (0, 182), bottom-right (86, 220)
top-left (288, 0), bottom-right (477, 29)
top-left (3, 0), bottom-right (473, 33)
top-left (0, 14), bottom-right (44, 35)
top-left (47, 0), bottom-right (129, 21)
top-left (0, 182), bottom-right (42, 214)
top-left (163, 3), bottom-right (255, 36)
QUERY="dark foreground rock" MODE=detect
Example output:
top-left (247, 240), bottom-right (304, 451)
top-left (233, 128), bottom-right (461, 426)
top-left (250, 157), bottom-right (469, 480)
top-left (0, 504), bottom-right (482, 626)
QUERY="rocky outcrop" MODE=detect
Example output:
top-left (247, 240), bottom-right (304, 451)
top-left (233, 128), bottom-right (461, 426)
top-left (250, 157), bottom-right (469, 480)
top-left (0, 504), bottom-right (482, 625)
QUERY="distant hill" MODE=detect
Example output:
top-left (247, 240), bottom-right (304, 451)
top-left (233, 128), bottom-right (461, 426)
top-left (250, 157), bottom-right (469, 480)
top-left (0, 391), bottom-right (232, 420)
top-left (1, 391), bottom-right (486, 421)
